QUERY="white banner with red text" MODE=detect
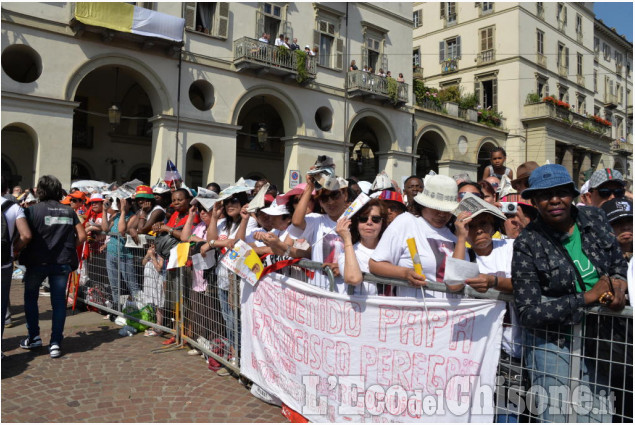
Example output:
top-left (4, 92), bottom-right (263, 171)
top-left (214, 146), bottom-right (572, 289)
top-left (240, 274), bottom-right (506, 422)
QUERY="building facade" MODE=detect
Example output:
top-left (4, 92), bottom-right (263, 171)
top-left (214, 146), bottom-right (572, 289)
top-left (413, 2), bottom-right (632, 185)
top-left (1, 2), bottom-right (416, 191)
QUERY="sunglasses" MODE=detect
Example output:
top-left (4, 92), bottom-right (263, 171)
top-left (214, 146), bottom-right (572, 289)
top-left (318, 190), bottom-right (342, 202)
top-left (70, 198), bottom-right (82, 203)
top-left (358, 215), bottom-right (382, 224)
top-left (223, 197), bottom-right (241, 205)
top-left (458, 191), bottom-right (484, 201)
top-left (595, 188), bottom-right (625, 199)
top-left (535, 187), bottom-right (573, 201)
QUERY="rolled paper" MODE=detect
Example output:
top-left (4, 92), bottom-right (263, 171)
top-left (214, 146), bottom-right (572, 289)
top-left (406, 237), bottom-right (426, 279)
top-left (339, 192), bottom-right (371, 220)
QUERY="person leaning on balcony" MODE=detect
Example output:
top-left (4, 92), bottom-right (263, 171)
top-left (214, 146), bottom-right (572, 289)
top-left (289, 38), bottom-right (299, 50)
top-left (349, 60), bottom-right (358, 71)
top-left (511, 164), bottom-right (627, 423)
top-left (396, 73), bottom-right (404, 83)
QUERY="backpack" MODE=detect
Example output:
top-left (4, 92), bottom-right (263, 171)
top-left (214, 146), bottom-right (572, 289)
top-left (1, 200), bottom-right (15, 266)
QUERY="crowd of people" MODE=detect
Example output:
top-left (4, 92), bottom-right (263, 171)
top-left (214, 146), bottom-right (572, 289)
top-left (1, 147), bottom-right (633, 421)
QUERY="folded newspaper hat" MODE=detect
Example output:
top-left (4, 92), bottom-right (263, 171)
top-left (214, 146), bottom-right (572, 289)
top-left (218, 178), bottom-right (253, 201)
top-left (371, 171), bottom-right (393, 191)
top-left (152, 180), bottom-right (171, 194)
top-left (414, 174), bottom-right (458, 212)
top-left (497, 175), bottom-right (517, 199)
top-left (191, 187), bottom-right (220, 211)
top-left (247, 183), bottom-right (270, 213)
top-left (357, 181), bottom-right (372, 195)
top-left (317, 176), bottom-right (348, 192)
top-left (453, 192), bottom-right (507, 221)
top-left (260, 201), bottom-right (289, 216)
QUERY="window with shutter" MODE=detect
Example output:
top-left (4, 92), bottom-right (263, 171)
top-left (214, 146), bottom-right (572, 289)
top-left (314, 7), bottom-right (343, 70)
top-left (215, 3), bottom-right (229, 39)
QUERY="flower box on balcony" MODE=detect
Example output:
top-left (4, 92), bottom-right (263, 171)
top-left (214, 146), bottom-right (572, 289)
top-left (444, 101), bottom-right (459, 117)
top-left (477, 109), bottom-right (503, 127)
top-left (467, 109), bottom-right (478, 122)
top-left (543, 96), bottom-right (570, 110)
top-left (591, 115), bottom-right (612, 128)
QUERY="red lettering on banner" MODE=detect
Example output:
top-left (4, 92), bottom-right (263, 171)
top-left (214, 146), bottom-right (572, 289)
top-left (411, 352), bottom-right (428, 390)
top-left (360, 345), bottom-right (377, 376)
top-left (326, 299), bottom-right (343, 334)
top-left (401, 307), bottom-right (424, 346)
top-left (378, 305), bottom-right (400, 342)
top-left (295, 292), bottom-right (306, 325)
top-left (309, 334), bottom-right (321, 370)
top-left (344, 302), bottom-right (362, 337)
top-left (377, 348), bottom-right (392, 387)
top-left (335, 341), bottom-right (351, 375)
top-left (449, 310), bottom-right (475, 353)
top-left (322, 338), bottom-right (336, 374)
top-left (283, 287), bottom-right (296, 321)
top-left (392, 349), bottom-right (412, 390)
top-left (425, 309), bottom-right (448, 348)
top-left (293, 329), bottom-right (308, 364)
top-left (427, 354), bottom-right (445, 392)
top-left (252, 309), bottom-right (264, 337)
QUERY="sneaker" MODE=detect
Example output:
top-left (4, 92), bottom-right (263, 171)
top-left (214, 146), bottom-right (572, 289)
top-left (4, 317), bottom-right (12, 328)
top-left (49, 344), bottom-right (61, 359)
top-left (187, 348), bottom-right (200, 356)
top-left (216, 367), bottom-right (230, 376)
top-left (103, 314), bottom-right (111, 320)
top-left (20, 336), bottom-right (42, 349)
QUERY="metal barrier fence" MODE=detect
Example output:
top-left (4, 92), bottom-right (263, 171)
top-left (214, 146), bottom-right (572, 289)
top-left (76, 238), bottom-right (632, 422)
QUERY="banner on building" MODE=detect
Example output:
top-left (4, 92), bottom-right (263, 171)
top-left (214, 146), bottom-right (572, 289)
top-left (241, 274), bottom-right (506, 423)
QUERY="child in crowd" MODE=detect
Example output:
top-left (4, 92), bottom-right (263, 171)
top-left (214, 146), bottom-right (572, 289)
top-left (482, 147), bottom-right (513, 181)
top-left (141, 243), bottom-right (164, 337)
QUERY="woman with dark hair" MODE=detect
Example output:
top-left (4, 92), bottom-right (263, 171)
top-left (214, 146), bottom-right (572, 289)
top-left (478, 180), bottom-right (497, 205)
top-left (513, 164), bottom-right (627, 422)
top-left (457, 181), bottom-right (485, 201)
top-left (19, 175), bottom-right (86, 358)
top-left (152, 188), bottom-right (197, 239)
top-left (202, 191), bottom-right (250, 371)
top-left (336, 199), bottom-right (387, 295)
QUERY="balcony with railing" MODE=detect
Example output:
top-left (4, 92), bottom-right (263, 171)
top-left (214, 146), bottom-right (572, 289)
top-left (537, 53), bottom-right (547, 68)
top-left (477, 49), bottom-right (495, 66)
top-left (611, 137), bottom-right (633, 154)
top-left (522, 101), bottom-right (612, 137)
top-left (604, 93), bottom-right (618, 108)
top-left (576, 31), bottom-right (583, 44)
top-left (441, 58), bottom-right (458, 74)
top-left (347, 71), bottom-right (409, 105)
top-left (558, 65), bottom-right (568, 77)
top-left (558, 20), bottom-right (566, 32)
top-left (616, 63), bottom-right (623, 76)
top-left (233, 37), bottom-right (316, 81)
top-left (413, 66), bottom-right (423, 80)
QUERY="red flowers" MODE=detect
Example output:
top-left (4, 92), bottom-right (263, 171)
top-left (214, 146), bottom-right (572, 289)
top-left (543, 96), bottom-right (570, 110)
top-left (591, 115), bottom-right (612, 127)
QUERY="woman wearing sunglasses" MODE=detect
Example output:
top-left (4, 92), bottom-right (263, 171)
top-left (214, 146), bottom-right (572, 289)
top-left (290, 172), bottom-right (351, 292)
top-left (370, 174), bottom-right (459, 299)
top-left (335, 199), bottom-right (387, 296)
top-left (512, 164), bottom-right (628, 422)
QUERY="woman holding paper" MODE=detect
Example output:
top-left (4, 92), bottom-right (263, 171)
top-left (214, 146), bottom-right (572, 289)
top-left (369, 174), bottom-right (459, 299)
top-left (335, 199), bottom-right (387, 295)
top-left (128, 185), bottom-right (165, 242)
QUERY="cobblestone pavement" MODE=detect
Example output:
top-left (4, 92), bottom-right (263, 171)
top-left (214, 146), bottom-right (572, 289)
top-left (1, 280), bottom-right (286, 423)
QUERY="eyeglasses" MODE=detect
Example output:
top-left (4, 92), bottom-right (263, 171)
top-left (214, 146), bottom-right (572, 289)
top-left (318, 190), bottom-right (342, 202)
top-left (70, 198), bottom-right (82, 203)
top-left (595, 187), bottom-right (625, 199)
top-left (358, 215), bottom-right (382, 224)
top-left (458, 191), bottom-right (484, 200)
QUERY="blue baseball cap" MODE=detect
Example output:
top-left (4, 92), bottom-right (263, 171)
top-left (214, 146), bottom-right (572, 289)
top-left (521, 164), bottom-right (579, 199)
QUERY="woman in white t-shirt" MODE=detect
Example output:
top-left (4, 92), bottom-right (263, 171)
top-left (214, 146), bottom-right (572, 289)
top-left (288, 172), bottom-right (351, 292)
top-left (369, 174), bottom-right (459, 299)
top-left (335, 199), bottom-right (387, 296)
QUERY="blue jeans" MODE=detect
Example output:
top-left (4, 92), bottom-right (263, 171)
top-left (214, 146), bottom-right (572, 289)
top-left (2, 266), bottom-right (13, 338)
top-left (523, 329), bottom-right (612, 422)
top-left (218, 287), bottom-right (240, 354)
top-left (106, 253), bottom-right (138, 310)
top-left (24, 264), bottom-right (72, 346)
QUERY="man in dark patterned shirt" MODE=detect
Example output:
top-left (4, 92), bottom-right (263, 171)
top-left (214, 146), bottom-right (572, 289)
top-left (512, 164), bottom-right (627, 422)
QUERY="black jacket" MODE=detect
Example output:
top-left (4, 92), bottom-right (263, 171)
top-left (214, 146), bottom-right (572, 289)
top-left (512, 205), bottom-right (627, 328)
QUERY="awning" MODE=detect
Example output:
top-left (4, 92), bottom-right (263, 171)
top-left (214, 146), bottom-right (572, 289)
top-left (74, 2), bottom-right (185, 42)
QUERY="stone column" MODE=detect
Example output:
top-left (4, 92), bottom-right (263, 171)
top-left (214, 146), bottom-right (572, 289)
top-left (561, 146), bottom-right (575, 177)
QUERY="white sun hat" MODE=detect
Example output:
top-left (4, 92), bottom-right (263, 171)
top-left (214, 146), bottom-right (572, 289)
top-left (413, 174), bottom-right (459, 212)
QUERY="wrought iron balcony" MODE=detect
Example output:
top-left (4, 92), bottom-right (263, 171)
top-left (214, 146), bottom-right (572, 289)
top-left (233, 37), bottom-right (316, 80)
top-left (347, 70), bottom-right (408, 105)
top-left (441, 58), bottom-right (458, 74)
top-left (477, 49), bottom-right (495, 66)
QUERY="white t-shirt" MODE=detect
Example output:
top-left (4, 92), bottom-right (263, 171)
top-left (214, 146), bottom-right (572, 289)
top-left (371, 212), bottom-right (457, 299)
top-left (1, 198), bottom-right (25, 268)
top-left (337, 243), bottom-right (378, 296)
top-left (472, 238), bottom-right (521, 358)
top-left (216, 217), bottom-right (257, 290)
top-left (289, 213), bottom-right (344, 292)
top-left (142, 260), bottom-right (164, 306)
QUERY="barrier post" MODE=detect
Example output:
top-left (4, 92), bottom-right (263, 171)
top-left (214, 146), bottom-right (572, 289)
top-left (568, 323), bottom-right (582, 422)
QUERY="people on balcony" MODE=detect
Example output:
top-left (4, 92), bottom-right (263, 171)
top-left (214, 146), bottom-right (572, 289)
top-left (349, 60), bottom-right (358, 71)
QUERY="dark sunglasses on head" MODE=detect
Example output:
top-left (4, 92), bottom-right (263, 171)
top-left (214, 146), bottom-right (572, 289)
top-left (358, 215), bottom-right (382, 224)
top-left (318, 190), bottom-right (342, 202)
top-left (596, 187), bottom-right (625, 199)
top-left (458, 191), bottom-right (484, 201)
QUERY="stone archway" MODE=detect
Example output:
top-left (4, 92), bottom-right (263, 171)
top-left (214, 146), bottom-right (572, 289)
top-left (1, 123), bottom-right (37, 189)
top-left (476, 139), bottom-right (499, 180)
top-left (347, 110), bottom-right (395, 181)
top-left (415, 129), bottom-right (449, 176)
top-left (185, 143), bottom-right (212, 188)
